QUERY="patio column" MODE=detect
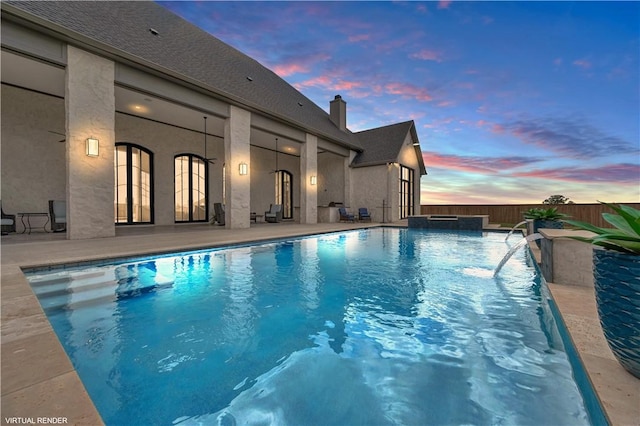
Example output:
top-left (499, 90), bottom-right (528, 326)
top-left (65, 46), bottom-right (115, 239)
top-left (344, 153), bottom-right (355, 209)
top-left (300, 133), bottom-right (318, 224)
top-left (224, 105), bottom-right (251, 229)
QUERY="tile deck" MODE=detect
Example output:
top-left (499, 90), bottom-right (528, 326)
top-left (1, 222), bottom-right (638, 425)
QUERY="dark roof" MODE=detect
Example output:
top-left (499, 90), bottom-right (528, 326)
top-left (353, 120), bottom-right (410, 164)
top-left (3, 0), bottom-right (363, 150)
top-left (353, 120), bottom-right (426, 174)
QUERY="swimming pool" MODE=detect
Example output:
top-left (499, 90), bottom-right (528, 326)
top-left (27, 228), bottom-right (598, 425)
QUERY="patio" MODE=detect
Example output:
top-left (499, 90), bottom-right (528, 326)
top-left (1, 222), bottom-right (638, 425)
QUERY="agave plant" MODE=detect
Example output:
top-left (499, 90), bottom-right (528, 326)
top-left (564, 202), bottom-right (640, 255)
top-left (523, 207), bottom-right (568, 221)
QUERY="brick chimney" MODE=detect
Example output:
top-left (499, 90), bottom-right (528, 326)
top-left (330, 95), bottom-right (347, 131)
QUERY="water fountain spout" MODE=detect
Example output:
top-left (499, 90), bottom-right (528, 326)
top-left (505, 220), bottom-right (529, 241)
top-left (494, 233), bottom-right (544, 277)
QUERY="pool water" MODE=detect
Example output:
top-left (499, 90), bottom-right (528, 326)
top-left (27, 228), bottom-right (594, 425)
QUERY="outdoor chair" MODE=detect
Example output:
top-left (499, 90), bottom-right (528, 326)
top-left (213, 203), bottom-right (225, 226)
top-left (48, 200), bottom-right (66, 232)
top-left (358, 208), bottom-right (372, 222)
top-left (338, 207), bottom-right (355, 222)
top-left (265, 204), bottom-right (283, 223)
top-left (1, 200), bottom-right (16, 235)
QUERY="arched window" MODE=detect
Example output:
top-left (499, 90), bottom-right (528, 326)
top-left (175, 154), bottom-right (208, 222)
top-left (115, 143), bottom-right (154, 224)
top-left (275, 170), bottom-right (293, 219)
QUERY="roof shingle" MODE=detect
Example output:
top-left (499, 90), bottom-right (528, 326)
top-left (3, 0), bottom-right (363, 150)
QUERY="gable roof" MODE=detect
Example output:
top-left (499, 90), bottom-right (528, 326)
top-left (352, 121), bottom-right (426, 174)
top-left (2, 0), bottom-right (363, 150)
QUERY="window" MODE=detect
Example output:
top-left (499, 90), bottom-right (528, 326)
top-left (399, 165), bottom-right (414, 219)
top-left (175, 154), bottom-right (208, 222)
top-left (115, 143), bottom-right (153, 224)
top-left (275, 170), bottom-right (293, 219)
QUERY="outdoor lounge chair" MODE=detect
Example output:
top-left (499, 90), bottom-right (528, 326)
top-left (213, 203), bottom-right (225, 226)
top-left (265, 204), bottom-right (283, 223)
top-left (48, 200), bottom-right (66, 232)
top-left (339, 207), bottom-right (355, 222)
top-left (358, 208), bottom-right (372, 222)
top-left (1, 200), bottom-right (16, 235)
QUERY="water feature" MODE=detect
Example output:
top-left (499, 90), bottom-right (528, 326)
top-left (505, 220), bottom-right (529, 241)
top-left (494, 233), bottom-right (544, 277)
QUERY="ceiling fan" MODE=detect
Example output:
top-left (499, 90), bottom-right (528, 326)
top-left (202, 116), bottom-right (216, 164)
top-left (48, 130), bottom-right (65, 143)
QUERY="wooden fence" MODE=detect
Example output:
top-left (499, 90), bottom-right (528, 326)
top-left (420, 203), bottom-right (640, 228)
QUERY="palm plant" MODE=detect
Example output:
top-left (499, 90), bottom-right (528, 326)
top-left (564, 202), bottom-right (640, 255)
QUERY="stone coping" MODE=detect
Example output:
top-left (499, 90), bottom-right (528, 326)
top-left (539, 228), bottom-right (596, 239)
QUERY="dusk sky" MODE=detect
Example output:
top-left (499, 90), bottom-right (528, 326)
top-left (159, 1), bottom-right (640, 205)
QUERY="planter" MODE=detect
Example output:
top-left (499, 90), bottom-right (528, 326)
top-left (593, 248), bottom-right (640, 378)
top-left (532, 219), bottom-right (563, 247)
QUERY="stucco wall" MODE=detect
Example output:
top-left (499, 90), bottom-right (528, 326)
top-left (317, 151), bottom-right (345, 206)
top-left (1, 84), bottom-right (65, 227)
top-left (115, 114), bottom-right (225, 226)
top-left (350, 165), bottom-right (390, 222)
top-left (250, 146), bottom-right (300, 216)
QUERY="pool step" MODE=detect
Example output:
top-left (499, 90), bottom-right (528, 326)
top-left (29, 266), bottom-right (174, 312)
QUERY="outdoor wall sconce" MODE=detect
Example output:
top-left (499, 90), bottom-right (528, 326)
top-left (310, 175), bottom-right (317, 185)
top-left (239, 162), bottom-right (248, 175)
top-left (86, 137), bottom-right (99, 157)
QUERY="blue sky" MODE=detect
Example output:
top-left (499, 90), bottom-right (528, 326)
top-left (159, 1), bottom-right (639, 204)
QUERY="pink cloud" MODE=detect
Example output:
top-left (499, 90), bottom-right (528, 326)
top-left (410, 49), bottom-right (443, 62)
top-left (293, 75), bottom-right (364, 92)
top-left (491, 124), bottom-right (505, 133)
top-left (437, 1), bottom-right (452, 10)
top-left (423, 151), bottom-right (540, 174)
top-left (512, 163), bottom-right (640, 184)
top-left (272, 63), bottom-right (310, 77)
top-left (384, 82), bottom-right (433, 102)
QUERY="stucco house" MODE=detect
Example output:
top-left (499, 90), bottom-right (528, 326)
top-left (1, 1), bottom-right (426, 240)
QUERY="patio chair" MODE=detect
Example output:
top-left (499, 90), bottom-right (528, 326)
top-left (213, 203), bottom-right (225, 226)
top-left (1, 200), bottom-right (16, 235)
top-left (358, 208), bottom-right (372, 222)
top-left (48, 200), bottom-right (66, 232)
top-left (265, 204), bottom-right (283, 223)
top-left (338, 207), bottom-right (355, 222)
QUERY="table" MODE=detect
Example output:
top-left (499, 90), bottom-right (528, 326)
top-left (17, 212), bottom-right (50, 234)
top-left (250, 213), bottom-right (264, 223)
